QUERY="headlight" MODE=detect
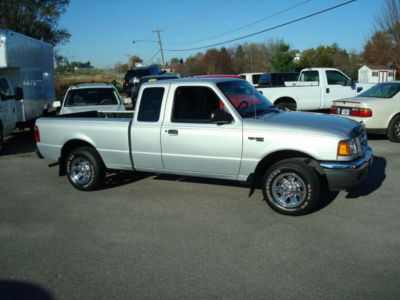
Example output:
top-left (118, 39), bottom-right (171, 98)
top-left (338, 138), bottom-right (358, 156)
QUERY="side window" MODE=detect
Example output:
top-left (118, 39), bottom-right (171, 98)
top-left (0, 78), bottom-right (12, 98)
top-left (326, 71), bottom-right (350, 86)
top-left (300, 71), bottom-right (319, 82)
top-left (171, 86), bottom-right (222, 123)
top-left (252, 74), bottom-right (261, 84)
top-left (137, 87), bottom-right (164, 122)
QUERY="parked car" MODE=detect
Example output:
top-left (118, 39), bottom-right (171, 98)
top-left (330, 81), bottom-right (400, 142)
top-left (258, 72), bottom-right (299, 87)
top-left (53, 83), bottom-right (129, 115)
top-left (238, 73), bottom-right (263, 87)
top-left (123, 65), bottom-right (164, 96)
top-left (35, 78), bottom-right (372, 216)
top-left (256, 68), bottom-right (374, 111)
top-left (0, 29), bottom-right (55, 152)
top-left (131, 74), bottom-right (179, 103)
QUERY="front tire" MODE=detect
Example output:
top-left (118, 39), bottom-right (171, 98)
top-left (65, 147), bottom-right (105, 191)
top-left (262, 159), bottom-right (320, 216)
top-left (275, 101), bottom-right (296, 111)
top-left (387, 115), bottom-right (400, 142)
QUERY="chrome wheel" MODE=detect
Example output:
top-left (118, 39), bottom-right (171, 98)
top-left (271, 172), bottom-right (306, 209)
top-left (394, 120), bottom-right (400, 138)
top-left (69, 157), bottom-right (92, 185)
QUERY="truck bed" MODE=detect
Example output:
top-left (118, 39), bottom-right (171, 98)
top-left (51, 110), bottom-right (134, 119)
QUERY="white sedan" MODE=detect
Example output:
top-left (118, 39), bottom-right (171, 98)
top-left (330, 82), bottom-right (400, 142)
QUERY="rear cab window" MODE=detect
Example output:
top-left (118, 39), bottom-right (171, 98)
top-left (64, 88), bottom-right (121, 107)
top-left (137, 87), bottom-right (165, 122)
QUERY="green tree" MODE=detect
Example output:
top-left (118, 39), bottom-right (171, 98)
top-left (269, 43), bottom-right (296, 72)
top-left (0, 0), bottom-right (70, 46)
top-left (128, 55), bottom-right (143, 68)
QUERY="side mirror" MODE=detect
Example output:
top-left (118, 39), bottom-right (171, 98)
top-left (123, 98), bottom-right (132, 105)
top-left (53, 100), bottom-right (61, 108)
top-left (210, 109), bottom-right (233, 124)
top-left (14, 87), bottom-right (23, 100)
top-left (357, 87), bottom-right (363, 93)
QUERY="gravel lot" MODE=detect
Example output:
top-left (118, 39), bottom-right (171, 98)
top-left (0, 130), bottom-right (399, 299)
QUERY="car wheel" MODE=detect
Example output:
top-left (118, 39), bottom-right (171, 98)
top-left (65, 147), bottom-right (105, 191)
top-left (262, 159), bottom-right (320, 216)
top-left (387, 115), bottom-right (400, 142)
top-left (275, 101), bottom-right (296, 111)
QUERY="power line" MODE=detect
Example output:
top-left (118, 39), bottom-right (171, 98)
top-left (166, 0), bottom-right (312, 47)
top-left (164, 0), bottom-right (356, 52)
top-left (145, 49), bottom-right (160, 65)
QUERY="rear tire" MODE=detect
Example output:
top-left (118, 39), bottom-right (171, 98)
top-left (262, 159), bottom-right (320, 216)
top-left (387, 115), bottom-right (400, 142)
top-left (275, 101), bottom-right (296, 111)
top-left (65, 147), bottom-right (105, 191)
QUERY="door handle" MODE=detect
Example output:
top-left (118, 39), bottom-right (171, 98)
top-left (167, 129), bottom-right (178, 135)
top-left (326, 88), bottom-right (330, 93)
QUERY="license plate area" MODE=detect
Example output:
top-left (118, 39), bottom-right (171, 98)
top-left (340, 108), bottom-right (350, 116)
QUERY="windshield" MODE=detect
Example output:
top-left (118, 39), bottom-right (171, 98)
top-left (358, 82), bottom-right (400, 98)
top-left (65, 88), bottom-right (121, 107)
top-left (217, 80), bottom-right (277, 118)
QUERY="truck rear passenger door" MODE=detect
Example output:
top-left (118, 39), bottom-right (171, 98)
top-left (161, 85), bottom-right (242, 178)
top-left (130, 86), bottom-right (166, 170)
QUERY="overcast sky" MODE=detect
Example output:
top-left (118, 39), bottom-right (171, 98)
top-left (58, 0), bottom-right (383, 68)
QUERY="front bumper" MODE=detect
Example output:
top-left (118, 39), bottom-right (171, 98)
top-left (320, 147), bottom-right (373, 191)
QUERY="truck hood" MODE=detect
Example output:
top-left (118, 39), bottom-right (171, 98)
top-left (245, 111), bottom-right (361, 139)
top-left (60, 104), bottom-right (126, 115)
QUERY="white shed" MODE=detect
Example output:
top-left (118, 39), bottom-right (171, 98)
top-left (358, 65), bottom-right (396, 83)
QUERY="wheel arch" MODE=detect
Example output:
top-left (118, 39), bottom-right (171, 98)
top-left (386, 111), bottom-right (400, 130)
top-left (273, 97), bottom-right (297, 109)
top-left (248, 150), bottom-right (323, 193)
top-left (59, 139), bottom-right (105, 176)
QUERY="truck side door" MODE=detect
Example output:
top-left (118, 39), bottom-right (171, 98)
top-left (160, 85), bottom-right (242, 178)
top-left (0, 78), bottom-right (17, 135)
top-left (323, 70), bottom-right (354, 108)
top-left (130, 86), bottom-right (166, 170)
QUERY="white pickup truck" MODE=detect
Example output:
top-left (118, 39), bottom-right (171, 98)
top-left (257, 68), bottom-right (374, 111)
top-left (35, 78), bottom-right (372, 216)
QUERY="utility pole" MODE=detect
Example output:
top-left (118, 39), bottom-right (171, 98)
top-left (152, 29), bottom-right (165, 67)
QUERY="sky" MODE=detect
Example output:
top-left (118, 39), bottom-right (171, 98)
top-left (58, 0), bottom-right (384, 69)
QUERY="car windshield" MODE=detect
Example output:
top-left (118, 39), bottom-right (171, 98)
top-left (217, 80), bottom-right (278, 118)
top-left (65, 88), bottom-right (121, 107)
top-left (358, 82), bottom-right (400, 98)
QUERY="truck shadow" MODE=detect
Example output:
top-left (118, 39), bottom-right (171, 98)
top-left (345, 155), bottom-right (386, 198)
top-left (101, 171), bottom-right (153, 190)
top-left (316, 155), bottom-right (386, 211)
top-left (2, 129), bottom-right (36, 156)
top-left (0, 280), bottom-right (54, 300)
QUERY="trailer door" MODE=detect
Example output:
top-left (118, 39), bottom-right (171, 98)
top-left (0, 78), bottom-right (17, 135)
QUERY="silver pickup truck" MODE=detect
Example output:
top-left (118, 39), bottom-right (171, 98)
top-left (35, 78), bottom-right (372, 215)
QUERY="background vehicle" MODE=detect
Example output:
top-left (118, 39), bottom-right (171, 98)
top-left (35, 78), bottom-right (371, 216)
top-left (130, 74), bottom-right (179, 104)
top-left (122, 65), bottom-right (164, 96)
top-left (0, 30), bottom-right (55, 151)
top-left (257, 68), bottom-right (374, 111)
top-left (191, 74), bottom-right (243, 79)
top-left (239, 72), bottom-right (263, 87)
top-left (330, 81), bottom-right (400, 142)
top-left (53, 83), bottom-right (128, 115)
top-left (258, 72), bottom-right (299, 87)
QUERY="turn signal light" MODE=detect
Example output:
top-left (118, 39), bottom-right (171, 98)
top-left (337, 141), bottom-right (351, 156)
top-left (34, 125), bottom-right (40, 143)
top-left (351, 108), bottom-right (372, 117)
